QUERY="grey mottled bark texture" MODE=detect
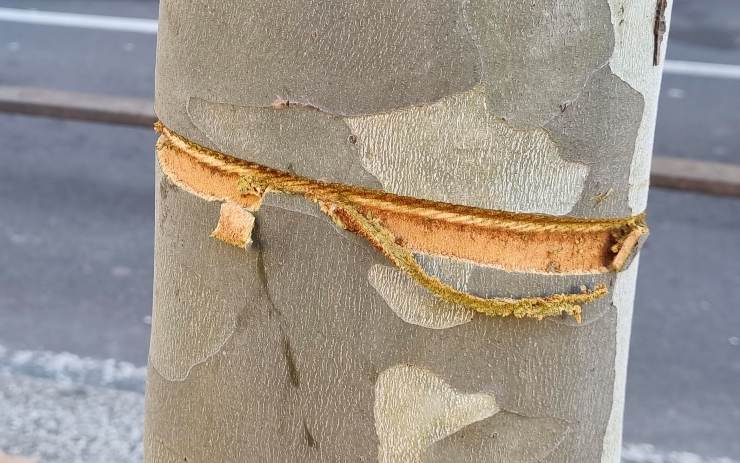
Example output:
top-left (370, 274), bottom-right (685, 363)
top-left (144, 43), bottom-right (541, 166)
top-left (146, 1), bottom-right (671, 461)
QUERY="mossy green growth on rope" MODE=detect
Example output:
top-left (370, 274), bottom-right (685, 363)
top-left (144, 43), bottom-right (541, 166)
top-left (237, 176), bottom-right (607, 323)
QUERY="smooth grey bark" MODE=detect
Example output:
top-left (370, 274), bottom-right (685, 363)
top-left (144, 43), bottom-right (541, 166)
top-left (145, 1), bottom-right (671, 461)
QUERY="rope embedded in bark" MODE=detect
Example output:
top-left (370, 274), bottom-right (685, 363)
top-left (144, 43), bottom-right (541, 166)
top-left (155, 121), bottom-right (649, 322)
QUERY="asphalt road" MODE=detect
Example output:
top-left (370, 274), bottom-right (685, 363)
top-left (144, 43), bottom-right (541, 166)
top-left (0, 1), bottom-right (739, 461)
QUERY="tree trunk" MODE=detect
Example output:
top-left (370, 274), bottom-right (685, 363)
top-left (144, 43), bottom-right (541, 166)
top-left (144, 0), bottom-right (671, 461)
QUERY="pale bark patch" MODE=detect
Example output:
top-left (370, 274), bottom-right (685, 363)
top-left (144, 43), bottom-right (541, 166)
top-left (187, 97), bottom-right (380, 189)
top-left (374, 364), bottom-right (499, 462)
top-left (368, 264), bottom-right (473, 329)
top-left (347, 86), bottom-right (589, 215)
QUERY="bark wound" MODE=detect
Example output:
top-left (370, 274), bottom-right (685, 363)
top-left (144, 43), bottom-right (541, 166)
top-left (210, 202), bottom-right (255, 248)
top-left (157, 126), bottom-right (645, 275)
top-left (654, 0), bottom-right (668, 65)
top-left (156, 135), bottom-right (263, 210)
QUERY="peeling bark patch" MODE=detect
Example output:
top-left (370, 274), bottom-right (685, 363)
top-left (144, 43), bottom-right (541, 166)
top-left (210, 202), bottom-right (255, 248)
top-left (368, 264), bottom-right (473, 329)
top-left (347, 86), bottom-right (589, 215)
top-left (187, 97), bottom-right (381, 189)
top-left (546, 66), bottom-right (644, 218)
top-left (156, 135), bottom-right (262, 210)
top-left (374, 364), bottom-right (499, 462)
top-left (464, 0), bottom-right (614, 127)
top-left (607, 0), bottom-right (670, 214)
top-left (610, 227), bottom-right (644, 272)
top-left (424, 411), bottom-right (570, 462)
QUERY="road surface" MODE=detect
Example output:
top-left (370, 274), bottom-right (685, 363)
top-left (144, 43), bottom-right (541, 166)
top-left (0, 1), bottom-right (738, 461)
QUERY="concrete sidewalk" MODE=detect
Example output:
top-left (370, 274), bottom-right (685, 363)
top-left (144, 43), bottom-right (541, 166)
top-left (1, 345), bottom-right (738, 463)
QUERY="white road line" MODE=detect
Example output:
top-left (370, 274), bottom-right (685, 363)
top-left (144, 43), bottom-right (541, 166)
top-left (0, 7), bottom-right (157, 34)
top-left (663, 60), bottom-right (740, 80)
top-left (2, 7), bottom-right (740, 81)
top-left (622, 443), bottom-right (739, 463)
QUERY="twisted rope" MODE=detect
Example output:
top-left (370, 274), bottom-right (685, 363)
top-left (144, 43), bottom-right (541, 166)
top-left (155, 122), bottom-right (645, 322)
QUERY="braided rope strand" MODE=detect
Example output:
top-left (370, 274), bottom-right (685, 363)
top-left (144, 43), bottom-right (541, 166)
top-left (156, 122), bottom-right (647, 234)
top-left (155, 122), bottom-right (635, 322)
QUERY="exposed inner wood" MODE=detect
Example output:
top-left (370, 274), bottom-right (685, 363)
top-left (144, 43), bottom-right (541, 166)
top-left (210, 202), bottom-right (255, 248)
top-left (364, 206), bottom-right (620, 273)
top-left (157, 138), bottom-right (643, 275)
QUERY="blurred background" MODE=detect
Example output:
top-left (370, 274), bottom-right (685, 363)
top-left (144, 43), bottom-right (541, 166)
top-left (0, 1), bottom-right (738, 462)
